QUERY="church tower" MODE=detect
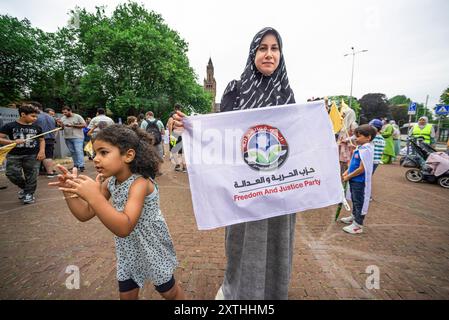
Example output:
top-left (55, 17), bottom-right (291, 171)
top-left (204, 58), bottom-right (218, 112)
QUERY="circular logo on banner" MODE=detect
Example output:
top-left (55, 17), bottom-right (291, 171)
top-left (241, 124), bottom-right (289, 171)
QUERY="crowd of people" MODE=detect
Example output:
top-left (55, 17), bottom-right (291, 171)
top-left (0, 26), bottom-right (447, 301)
top-left (0, 102), bottom-right (187, 202)
top-left (328, 102), bottom-right (445, 235)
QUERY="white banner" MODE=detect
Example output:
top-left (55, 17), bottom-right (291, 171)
top-left (182, 101), bottom-right (342, 230)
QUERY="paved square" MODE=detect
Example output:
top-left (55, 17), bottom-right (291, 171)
top-left (0, 157), bottom-right (448, 299)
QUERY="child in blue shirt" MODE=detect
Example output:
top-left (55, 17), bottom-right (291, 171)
top-left (369, 119), bottom-right (386, 173)
top-left (340, 124), bottom-right (376, 234)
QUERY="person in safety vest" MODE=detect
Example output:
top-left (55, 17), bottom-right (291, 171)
top-left (409, 116), bottom-right (435, 146)
top-left (380, 119), bottom-right (396, 164)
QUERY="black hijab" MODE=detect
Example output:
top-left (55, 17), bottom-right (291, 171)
top-left (220, 27), bottom-right (295, 112)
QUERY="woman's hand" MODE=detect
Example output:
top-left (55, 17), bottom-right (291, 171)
top-left (57, 174), bottom-right (104, 203)
top-left (172, 110), bottom-right (187, 133)
top-left (48, 165), bottom-right (78, 188)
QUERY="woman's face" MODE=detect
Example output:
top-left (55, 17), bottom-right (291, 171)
top-left (255, 33), bottom-right (280, 76)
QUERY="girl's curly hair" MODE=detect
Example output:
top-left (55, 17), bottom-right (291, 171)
top-left (94, 124), bottom-right (162, 179)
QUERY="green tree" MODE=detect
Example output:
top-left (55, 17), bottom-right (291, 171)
top-left (388, 95), bottom-right (412, 126)
top-left (29, 31), bottom-right (73, 110)
top-left (0, 15), bottom-right (53, 106)
top-left (327, 95), bottom-right (361, 119)
top-left (58, 2), bottom-right (211, 118)
top-left (1, 3), bottom-right (212, 118)
top-left (439, 87), bottom-right (449, 104)
top-left (389, 105), bottom-right (409, 126)
top-left (387, 95), bottom-right (433, 123)
top-left (388, 95), bottom-right (411, 106)
top-left (358, 93), bottom-right (391, 123)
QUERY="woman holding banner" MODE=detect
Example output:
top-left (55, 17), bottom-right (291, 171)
top-left (175, 27), bottom-right (296, 299)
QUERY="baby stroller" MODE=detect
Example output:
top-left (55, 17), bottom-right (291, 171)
top-left (400, 136), bottom-right (435, 167)
top-left (401, 137), bottom-right (449, 188)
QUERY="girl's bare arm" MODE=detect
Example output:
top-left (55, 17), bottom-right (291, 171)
top-left (49, 165), bottom-right (110, 222)
top-left (63, 178), bottom-right (110, 222)
top-left (60, 176), bottom-right (153, 237)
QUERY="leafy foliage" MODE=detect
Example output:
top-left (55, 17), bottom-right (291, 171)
top-left (389, 105), bottom-right (409, 126)
top-left (358, 93), bottom-right (391, 124)
top-left (440, 87), bottom-right (449, 105)
top-left (327, 95), bottom-right (361, 119)
top-left (0, 2), bottom-right (212, 121)
top-left (388, 95), bottom-right (412, 106)
top-left (0, 15), bottom-right (54, 105)
top-left (387, 94), bottom-right (434, 124)
top-left (388, 95), bottom-right (412, 126)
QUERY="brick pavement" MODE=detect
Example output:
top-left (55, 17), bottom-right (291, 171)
top-left (0, 155), bottom-right (448, 300)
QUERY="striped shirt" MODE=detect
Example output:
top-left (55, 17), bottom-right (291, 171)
top-left (372, 134), bottom-right (386, 164)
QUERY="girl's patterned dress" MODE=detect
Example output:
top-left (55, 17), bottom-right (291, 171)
top-left (107, 174), bottom-right (178, 287)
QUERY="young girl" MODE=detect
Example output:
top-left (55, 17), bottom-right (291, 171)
top-left (49, 124), bottom-right (185, 300)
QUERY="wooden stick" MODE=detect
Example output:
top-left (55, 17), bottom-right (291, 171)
top-left (341, 122), bottom-right (356, 147)
top-left (23, 127), bottom-right (62, 142)
top-left (0, 127), bottom-right (62, 150)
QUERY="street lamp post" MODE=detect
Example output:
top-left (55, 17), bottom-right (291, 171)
top-left (344, 47), bottom-right (368, 122)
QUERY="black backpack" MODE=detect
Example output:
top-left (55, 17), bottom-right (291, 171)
top-left (145, 119), bottom-right (162, 145)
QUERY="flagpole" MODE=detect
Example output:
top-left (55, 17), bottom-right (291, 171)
top-left (341, 122), bottom-right (356, 147)
top-left (0, 127), bottom-right (62, 150)
top-left (335, 181), bottom-right (349, 221)
top-left (24, 127), bottom-right (62, 142)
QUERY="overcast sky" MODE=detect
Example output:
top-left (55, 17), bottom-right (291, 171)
top-left (2, 0), bottom-right (449, 110)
